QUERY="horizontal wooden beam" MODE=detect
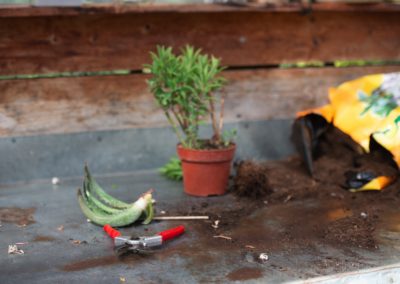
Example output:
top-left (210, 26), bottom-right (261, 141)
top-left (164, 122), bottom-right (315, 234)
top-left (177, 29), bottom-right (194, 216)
top-left (0, 65), bottom-right (398, 137)
top-left (0, 9), bottom-right (399, 75)
top-left (0, 3), bottom-right (301, 17)
top-left (1, 3), bottom-right (400, 18)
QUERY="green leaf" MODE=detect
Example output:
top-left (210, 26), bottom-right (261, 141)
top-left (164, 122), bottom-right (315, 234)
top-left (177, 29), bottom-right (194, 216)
top-left (159, 157), bottom-right (183, 181)
top-left (142, 202), bottom-right (154, 225)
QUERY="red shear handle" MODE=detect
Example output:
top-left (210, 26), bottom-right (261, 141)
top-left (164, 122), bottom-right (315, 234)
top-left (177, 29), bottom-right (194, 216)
top-left (103, 224), bottom-right (121, 239)
top-left (158, 225), bottom-right (185, 242)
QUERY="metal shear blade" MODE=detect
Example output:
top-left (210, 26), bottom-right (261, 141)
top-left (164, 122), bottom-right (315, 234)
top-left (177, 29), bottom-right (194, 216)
top-left (114, 235), bottom-right (162, 255)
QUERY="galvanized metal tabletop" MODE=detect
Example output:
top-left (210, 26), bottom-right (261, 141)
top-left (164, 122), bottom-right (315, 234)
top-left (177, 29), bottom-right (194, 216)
top-left (1, 122), bottom-right (400, 283)
top-left (2, 169), bottom-right (400, 283)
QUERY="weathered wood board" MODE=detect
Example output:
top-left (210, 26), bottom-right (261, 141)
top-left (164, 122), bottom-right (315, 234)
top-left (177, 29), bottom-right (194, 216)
top-left (1, 3), bottom-right (400, 18)
top-left (0, 9), bottom-right (400, 75)
top-left (0, 65), bottom-right (398, 137)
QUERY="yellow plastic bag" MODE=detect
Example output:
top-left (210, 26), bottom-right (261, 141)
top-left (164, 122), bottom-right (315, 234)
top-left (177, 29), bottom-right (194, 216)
top-left (298, 73), bottom-right (400, 191)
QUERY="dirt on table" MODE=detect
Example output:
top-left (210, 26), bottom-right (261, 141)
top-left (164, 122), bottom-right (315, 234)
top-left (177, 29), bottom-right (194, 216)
top-left (165, 126), bottom-right (400, 275)
top-left (0, 207), bottom-right (36, 226)
top-left (229, 127), bottom-right (399, 248)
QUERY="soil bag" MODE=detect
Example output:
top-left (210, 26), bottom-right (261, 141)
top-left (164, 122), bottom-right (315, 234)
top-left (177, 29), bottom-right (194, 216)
top-left (293, 73), bottom-right (400, 191)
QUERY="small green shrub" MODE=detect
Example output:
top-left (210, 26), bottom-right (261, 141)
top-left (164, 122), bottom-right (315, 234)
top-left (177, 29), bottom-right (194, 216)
top-left (144, 45), bottom-right (231, 149)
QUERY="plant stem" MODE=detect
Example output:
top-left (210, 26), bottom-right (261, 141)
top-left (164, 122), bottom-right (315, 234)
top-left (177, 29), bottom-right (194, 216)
top-left (165, 111), bottom-right (186, 147)
top-left (219, 95), bottom-right (225, 136)
top-left (209, 96), bottom-right (220, 144)
top-left (171, 107), bottom-right (185, 131)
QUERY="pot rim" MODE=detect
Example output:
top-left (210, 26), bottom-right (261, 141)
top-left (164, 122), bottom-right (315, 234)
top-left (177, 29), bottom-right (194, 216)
top-left (177, 142), bottom-right (236, 153)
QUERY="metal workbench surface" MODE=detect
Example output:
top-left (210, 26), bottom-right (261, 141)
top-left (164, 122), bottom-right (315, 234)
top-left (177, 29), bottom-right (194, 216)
top-left (2, 169), bottom-right (400, 284)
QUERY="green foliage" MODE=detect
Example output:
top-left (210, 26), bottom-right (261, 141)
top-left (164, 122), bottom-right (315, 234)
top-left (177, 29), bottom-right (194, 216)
top-left (334, 59), bottom-right (400, 68)
top-left (222, 129), bottom-right (237, 147)
top-left (159, 157), bottom-right (183, 181)
top-left (144, 45), bottom-right (227, 149)
top-left (279, 59), bottom-right (400, 69)
top-left (395, 115), bottom-right (400, 127)
top-left (0, 69), bottom-right (131, 81)
top-left (280, 61), bottom-right (325, 68)
top-left (334, 60), bottom-right (384, 68)
top-left (359, 89), bottom-right (398, 118)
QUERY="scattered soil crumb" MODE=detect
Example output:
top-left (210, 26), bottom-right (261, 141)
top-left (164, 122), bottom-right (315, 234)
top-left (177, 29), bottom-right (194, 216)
top-left (69, 239), bottom-right (87, 245)
top-left (324, 216), bottom-right (377, 249)
top-left (226, 267), bottom-right (263, 281)
top-left (61, 255), bottom-right (119, 272)
top-left (0, 207), bottom-right (36, 226)
top-left (33, 235), bottom-right (56, 242)
top-left (213, 235), bottom-right (232, 240)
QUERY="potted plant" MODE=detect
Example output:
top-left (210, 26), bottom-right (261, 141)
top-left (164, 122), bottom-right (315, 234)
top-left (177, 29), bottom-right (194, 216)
top-left (144, 45), bottom-right (236, 196)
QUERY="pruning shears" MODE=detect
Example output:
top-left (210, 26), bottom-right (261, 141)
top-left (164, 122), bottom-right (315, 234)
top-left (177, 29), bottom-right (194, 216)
top-left (103, 224), bottom-right (185, 255)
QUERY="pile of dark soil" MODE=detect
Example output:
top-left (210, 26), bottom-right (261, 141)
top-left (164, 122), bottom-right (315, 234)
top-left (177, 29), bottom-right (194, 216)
top-left (233, 161), bottom-right (272, 198)
top-left (228, 126), bottom-right (399, 250)
top-left (234, 126), bottom-right (398, 202)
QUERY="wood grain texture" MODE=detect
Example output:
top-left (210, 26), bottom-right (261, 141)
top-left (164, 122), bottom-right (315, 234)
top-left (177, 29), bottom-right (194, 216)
top-left (0, 10), bottom-right (400, 75)
top-left (0, 65), bottom-right (399, 137)
top-left (0, 3), bottom-right (302, 17)
top-left (1, 3), bottom-right (400, 18)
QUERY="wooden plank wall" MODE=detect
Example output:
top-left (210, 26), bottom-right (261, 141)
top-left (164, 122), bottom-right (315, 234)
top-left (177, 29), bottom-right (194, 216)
top-left (0, 6), bottom-right (400, 137)
top-left (1, 10), bottom-right (400, 74)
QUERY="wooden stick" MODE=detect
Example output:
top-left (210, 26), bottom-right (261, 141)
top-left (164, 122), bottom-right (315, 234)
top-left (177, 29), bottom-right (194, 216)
top-left (153, 216), bottom-right (209, 220)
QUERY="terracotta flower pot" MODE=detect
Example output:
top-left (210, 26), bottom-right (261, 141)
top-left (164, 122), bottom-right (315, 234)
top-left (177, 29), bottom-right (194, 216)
top-left (177, 143), bottom-right (236, 197)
